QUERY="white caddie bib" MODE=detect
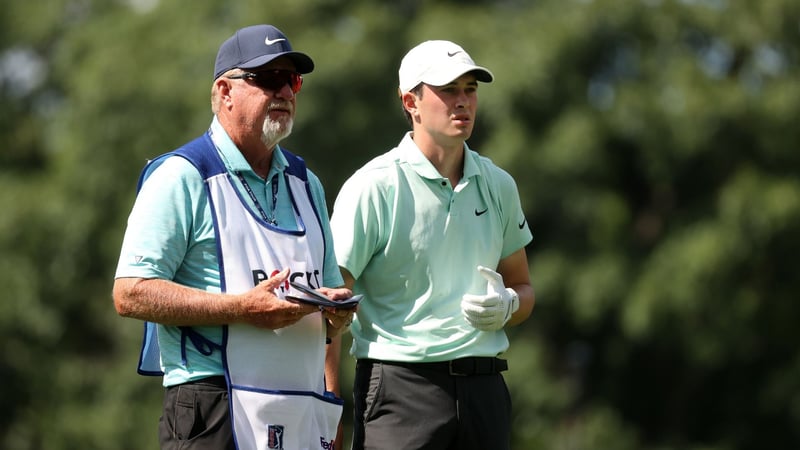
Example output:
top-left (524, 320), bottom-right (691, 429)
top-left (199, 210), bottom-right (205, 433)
top-left (209, 169), bottom-right (341, 450)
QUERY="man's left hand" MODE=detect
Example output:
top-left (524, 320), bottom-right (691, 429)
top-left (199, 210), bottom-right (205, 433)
top-left (461, 266), bottom-right (519, 331)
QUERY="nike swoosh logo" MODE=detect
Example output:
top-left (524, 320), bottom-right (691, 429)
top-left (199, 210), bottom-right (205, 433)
top-left (518, 218), bottom-right (527, 229)
top-left (265, 37), bottom-right (286, 45)
top-left (475, 208), bottom-right (488, 216)
top-left (447, 51), bottom-right (462, 57)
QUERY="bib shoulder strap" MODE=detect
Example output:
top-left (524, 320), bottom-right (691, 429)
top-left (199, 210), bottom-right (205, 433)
top-left (280, 147), bottom-right (308, 182)
top-left (136, 133), bottom-right (223, 192)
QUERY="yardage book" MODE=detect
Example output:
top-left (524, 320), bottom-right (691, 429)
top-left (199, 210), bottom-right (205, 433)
top-left (287, 281), bottom-right (362, 309)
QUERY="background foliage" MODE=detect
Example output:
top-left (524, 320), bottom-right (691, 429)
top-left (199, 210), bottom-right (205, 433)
top-left (2, 0), bottom-right (799, 448)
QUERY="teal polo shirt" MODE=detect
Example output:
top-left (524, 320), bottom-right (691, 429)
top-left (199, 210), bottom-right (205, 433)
top-left (331, 132), bottom-right (532, 362)
top-left (115, 117), bottom-right (343, 386)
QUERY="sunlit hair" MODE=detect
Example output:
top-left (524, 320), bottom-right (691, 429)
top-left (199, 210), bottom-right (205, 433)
top-left (211, 69), bottom-right (243, 114)
top-left (210, 69), bottom-right (293, 148)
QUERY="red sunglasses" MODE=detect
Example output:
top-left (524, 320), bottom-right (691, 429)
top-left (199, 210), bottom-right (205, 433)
top-left (227, 69), bottom-right (303, 93)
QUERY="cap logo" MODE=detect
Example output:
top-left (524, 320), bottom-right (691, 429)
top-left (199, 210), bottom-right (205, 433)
top-left (265, 37), bottom-right (286, 46)
top-left (447, 51), bottom-right (462, 57)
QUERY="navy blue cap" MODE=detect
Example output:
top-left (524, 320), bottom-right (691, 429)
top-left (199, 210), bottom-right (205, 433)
top-left (214, 25), bottom-right (314, 79)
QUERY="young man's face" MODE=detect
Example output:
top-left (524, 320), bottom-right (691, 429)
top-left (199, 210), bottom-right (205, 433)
top-left (412, 73), bottom-right (479, 145)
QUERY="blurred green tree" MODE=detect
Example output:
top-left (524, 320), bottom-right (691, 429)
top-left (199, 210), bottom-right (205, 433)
top-left (1, 0), bottom-right (798, 448)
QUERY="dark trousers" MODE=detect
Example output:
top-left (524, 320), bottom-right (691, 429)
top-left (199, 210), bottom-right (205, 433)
top-left (352, 358), bottom-right (512, 450)
top-left (158, 376), bottom-right (235, 450)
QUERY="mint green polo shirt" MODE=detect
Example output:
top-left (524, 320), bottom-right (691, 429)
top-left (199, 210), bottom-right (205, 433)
top-left (115, 117), bottom-right (343, 386)
top-left (331, 132), bottom-right (532, 362)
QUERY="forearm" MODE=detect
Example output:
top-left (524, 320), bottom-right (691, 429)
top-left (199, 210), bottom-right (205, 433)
top-left (115, 269), bottom-right (334, 331)
top-left (497, 248), bottom-right (535, 327)
top-left (325, 334), bottom-right (345, 450)
top-left (324, 335), bottom-right (342, 395)
top-left (507, 283), bottom-right (534, 327)
top-left (113, 277), bottom-right (242, 326)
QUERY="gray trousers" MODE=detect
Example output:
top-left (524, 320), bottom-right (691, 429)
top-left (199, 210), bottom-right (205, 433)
top-left (352, 359), bottom-right (512, 450)
top-left (158, 376), bottom-right (235, 450)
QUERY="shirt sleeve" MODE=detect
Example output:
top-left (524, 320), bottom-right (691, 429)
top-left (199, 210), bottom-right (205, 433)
top-left (306, 170), bottom-right (346, 288)
top-left (330, 171), bottom-right (385, 280)
top-left (496, 167), bottom-right (533, 258)
top-left (114, 156), bottom-right (208, 281)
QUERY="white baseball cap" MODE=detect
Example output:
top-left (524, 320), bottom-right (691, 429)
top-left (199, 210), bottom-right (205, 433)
top-left (398, 40), bottom-right (494, 93)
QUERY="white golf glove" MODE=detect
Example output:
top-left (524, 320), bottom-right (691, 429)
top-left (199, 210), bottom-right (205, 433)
top-left (461, 265), bottom-right (520, 331)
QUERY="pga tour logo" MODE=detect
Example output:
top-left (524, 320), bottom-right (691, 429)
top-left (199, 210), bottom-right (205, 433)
top-left (265, 423), bottom-right (335, 449)
top-left (267, 424), bottom-right (284, 449)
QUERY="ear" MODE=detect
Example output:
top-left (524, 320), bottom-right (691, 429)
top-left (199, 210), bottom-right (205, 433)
top-left (214, 77), bottom-right (235, 107)
top-left (401, 91), bottom-right (419, 118)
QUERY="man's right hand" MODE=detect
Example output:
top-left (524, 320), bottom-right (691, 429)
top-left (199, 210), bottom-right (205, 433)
top-left (239, 268), bottom-right (319, 329)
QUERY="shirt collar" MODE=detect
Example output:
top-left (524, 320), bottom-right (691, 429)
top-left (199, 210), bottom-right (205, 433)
top-left (398, 132), bottom-right (481, 181)
top-left (208, 116), bottom-right (288, 176)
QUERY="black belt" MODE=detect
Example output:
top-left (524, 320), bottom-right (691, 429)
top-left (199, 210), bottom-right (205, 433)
top-left (364, 357), bottom-right (508, 376)
top-left (176, 375), bottom-right (227, 388)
